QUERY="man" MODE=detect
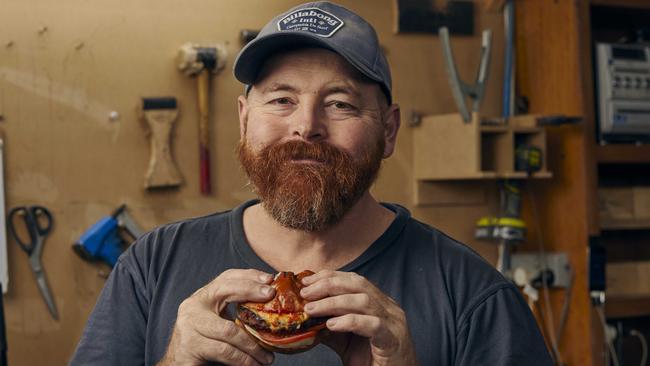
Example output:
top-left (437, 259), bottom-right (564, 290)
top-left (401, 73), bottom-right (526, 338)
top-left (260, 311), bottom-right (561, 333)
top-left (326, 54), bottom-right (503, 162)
top-left (70, 2), bottom-right (552, 365)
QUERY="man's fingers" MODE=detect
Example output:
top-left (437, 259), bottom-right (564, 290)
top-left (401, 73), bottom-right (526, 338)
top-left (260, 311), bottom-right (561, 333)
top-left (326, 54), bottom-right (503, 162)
top-left (326, 314), bottom-right (400, 352)
top-left (300, 271), bottom-right (375, 300)
top-left (198, 269), bottom-right (273, 298)
top-left (210, 268), bottom-right (274, 285)
top-left (326, 313), bottom-right (382, 339)
top-left (194, 278), bottom-right (275, 312)
top-left (304, 293), bottom-right (375, 317)
top-left (300, 269), bottom-right (337, 285)
top-left (193, 317), bottom-right (274, 366)
top-left (214, 279), bottom-right (275, 304)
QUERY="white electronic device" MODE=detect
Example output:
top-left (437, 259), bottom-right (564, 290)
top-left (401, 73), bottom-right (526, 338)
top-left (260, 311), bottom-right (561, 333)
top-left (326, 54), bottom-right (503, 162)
top-left (595, 42), bottom-right (650, 143)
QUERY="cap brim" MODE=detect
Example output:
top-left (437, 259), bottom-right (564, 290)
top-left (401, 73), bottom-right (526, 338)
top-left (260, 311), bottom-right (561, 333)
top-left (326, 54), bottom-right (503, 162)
top-left (233, 31), bottom-right (383, 86)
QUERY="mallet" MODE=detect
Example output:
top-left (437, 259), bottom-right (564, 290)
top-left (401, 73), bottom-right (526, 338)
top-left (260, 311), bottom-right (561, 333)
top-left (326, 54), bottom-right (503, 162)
top-left (177, 43), bottom-right (227, 195)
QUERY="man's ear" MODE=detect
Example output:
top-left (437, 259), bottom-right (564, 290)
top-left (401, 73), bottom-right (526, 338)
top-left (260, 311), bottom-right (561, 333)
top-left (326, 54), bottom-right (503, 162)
top-left (238, 95), bottom-right (249, 139)
top-left (382, 104), bottom-right (401, 158)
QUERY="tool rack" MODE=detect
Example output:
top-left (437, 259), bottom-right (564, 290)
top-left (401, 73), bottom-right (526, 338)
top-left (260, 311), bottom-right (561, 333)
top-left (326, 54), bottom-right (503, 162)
top-left (413, 112), bottom-right (552, 204)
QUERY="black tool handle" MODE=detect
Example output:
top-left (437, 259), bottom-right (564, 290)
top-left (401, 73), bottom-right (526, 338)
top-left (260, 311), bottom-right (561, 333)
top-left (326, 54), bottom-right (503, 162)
top-left (7, 206), bottom-right (53, 253)
top-left (30, 206), bottom-right (53, 236)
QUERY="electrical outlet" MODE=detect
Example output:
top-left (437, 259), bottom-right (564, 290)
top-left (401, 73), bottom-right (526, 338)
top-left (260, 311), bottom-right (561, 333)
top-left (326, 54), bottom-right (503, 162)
top-left (511, 252), bottom-right (572, 288)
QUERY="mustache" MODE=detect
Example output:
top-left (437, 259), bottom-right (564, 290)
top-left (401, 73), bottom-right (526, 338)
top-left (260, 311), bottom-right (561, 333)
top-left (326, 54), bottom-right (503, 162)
top-left (262, 140), bottom-right (348, 164)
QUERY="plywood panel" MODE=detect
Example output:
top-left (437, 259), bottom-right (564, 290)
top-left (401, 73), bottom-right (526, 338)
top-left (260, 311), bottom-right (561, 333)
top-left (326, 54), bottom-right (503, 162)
top-left (515, 1), bottom-right (595, 365)
top-left (0, 0), bottom-right (507, 364)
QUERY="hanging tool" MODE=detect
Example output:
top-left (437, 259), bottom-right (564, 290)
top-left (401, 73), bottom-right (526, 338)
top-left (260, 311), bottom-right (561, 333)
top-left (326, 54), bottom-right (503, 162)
top-left (0, 134), bottom-right (8, 294)
top-left (502, 0), bottom-right (515, 119)
top-left (240, 29), bottom-right (259, 45)
top-left (177, 43), bottom-right (227, 195)
top-left (475, 180), bottom-right (526, 273)
top-left (439, 26), bottom-right (492, 123)
top-left (139, 97), bottom-right (183, 189)
top-left (0, 133), bottom-right (7, 366)
top-left (7, 205), bottom-right (58, 320)
top-left (73, 205), bottom-right (144, 268)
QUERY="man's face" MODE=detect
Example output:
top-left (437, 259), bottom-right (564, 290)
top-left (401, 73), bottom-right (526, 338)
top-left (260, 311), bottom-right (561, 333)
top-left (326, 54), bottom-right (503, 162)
top-left (237, 48), bottom-right (398, 231)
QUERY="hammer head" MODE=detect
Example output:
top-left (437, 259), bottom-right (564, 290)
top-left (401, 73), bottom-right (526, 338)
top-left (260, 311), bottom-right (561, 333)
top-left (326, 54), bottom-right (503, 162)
top-left (177, 43), bottom-right (228, 77)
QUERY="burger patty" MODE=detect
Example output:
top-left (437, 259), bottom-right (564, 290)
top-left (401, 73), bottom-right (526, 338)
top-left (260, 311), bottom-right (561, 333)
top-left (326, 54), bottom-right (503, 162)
top-left (237, 306), bottom-right (328, 335)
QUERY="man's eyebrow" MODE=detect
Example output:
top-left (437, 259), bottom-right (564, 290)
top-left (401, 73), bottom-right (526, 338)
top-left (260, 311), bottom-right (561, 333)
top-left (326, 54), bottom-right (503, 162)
top-left (323, 84), bottom-right (361, 99)
top-left (259, 83), bottom-right (300, 94)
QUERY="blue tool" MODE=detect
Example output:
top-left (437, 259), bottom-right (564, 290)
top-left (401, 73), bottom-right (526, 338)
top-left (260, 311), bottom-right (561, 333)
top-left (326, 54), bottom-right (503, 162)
top-left (7, 205), bottom-right (58, 320)
top-left (73, 205), bottom-right (144, 267)
top-left (502, 0), bottom-right (515, 119)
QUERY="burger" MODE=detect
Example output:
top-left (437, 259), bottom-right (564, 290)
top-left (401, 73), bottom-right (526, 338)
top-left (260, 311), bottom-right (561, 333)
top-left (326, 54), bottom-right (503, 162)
top-left (236, 271), bottom-right (328, 354)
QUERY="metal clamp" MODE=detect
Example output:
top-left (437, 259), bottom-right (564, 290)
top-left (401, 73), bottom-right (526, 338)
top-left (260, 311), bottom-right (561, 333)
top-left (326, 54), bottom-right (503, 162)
top-left (439, 26), bottom-right (492, 123)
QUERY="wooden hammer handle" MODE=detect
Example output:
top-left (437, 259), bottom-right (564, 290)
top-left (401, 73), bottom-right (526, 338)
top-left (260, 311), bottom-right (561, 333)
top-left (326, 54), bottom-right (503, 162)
top-left (197, 69), bottom-right (211, 195)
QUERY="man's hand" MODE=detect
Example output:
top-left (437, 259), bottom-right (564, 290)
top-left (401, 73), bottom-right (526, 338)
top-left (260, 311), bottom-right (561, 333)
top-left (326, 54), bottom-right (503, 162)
top-left (300, 270), bottom-right (419, 366)
top-left (157, 269), bottom-right (276, 366)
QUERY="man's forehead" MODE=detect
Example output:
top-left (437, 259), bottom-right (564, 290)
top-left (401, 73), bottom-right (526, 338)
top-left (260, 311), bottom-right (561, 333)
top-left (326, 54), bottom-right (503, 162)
top-left (257, 80), bottom-right (363, 100)
top-left (253, 47), bottom-right (377, 89)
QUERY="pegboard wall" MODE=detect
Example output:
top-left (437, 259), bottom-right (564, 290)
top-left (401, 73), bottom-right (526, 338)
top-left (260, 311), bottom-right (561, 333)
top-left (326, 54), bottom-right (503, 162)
top-left (0, 0), bottom-right (505, 363)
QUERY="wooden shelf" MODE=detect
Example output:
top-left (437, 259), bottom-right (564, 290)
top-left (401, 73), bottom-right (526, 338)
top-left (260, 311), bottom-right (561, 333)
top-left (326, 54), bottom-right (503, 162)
top-left (413, 113), bottom-right (552, 185)
top-left (606, 296), bottom-right (650, 318)
top-left (601, 219), bottom-right (650, 230)
top-left (502, 171), bottom-right (553, 179)
top-left (596, 144), bottom-right (650, 164)
top-left (481, 125), bottom-right (543, 133)
top-left (591, 0), bottom-right (650, 9)
top-left (417, 171), bottom-right (552, 181)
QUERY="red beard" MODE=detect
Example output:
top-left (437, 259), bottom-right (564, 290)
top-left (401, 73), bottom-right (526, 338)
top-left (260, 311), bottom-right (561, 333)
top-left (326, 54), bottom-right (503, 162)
top-left (238, 138), bottom-right (384, 231)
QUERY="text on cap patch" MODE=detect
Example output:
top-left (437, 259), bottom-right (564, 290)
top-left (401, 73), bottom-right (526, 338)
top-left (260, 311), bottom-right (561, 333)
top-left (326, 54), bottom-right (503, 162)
top-left (277, 8), bottom-right (345, 38)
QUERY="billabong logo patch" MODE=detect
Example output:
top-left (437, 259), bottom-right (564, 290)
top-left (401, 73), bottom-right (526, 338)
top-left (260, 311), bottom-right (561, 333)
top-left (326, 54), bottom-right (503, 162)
top-left (277, 7), bottom-right (344, 37)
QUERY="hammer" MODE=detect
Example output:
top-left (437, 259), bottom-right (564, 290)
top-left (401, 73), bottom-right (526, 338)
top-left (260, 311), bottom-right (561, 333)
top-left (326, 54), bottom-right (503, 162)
top-left (177, 43), bottom-right (227, 195)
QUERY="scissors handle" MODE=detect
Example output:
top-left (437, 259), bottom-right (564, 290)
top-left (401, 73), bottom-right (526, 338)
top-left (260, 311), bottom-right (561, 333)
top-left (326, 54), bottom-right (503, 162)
top-left (30, 206), bottom-right (53, 235)
top-left (7, 206), bottom-right (54, 253)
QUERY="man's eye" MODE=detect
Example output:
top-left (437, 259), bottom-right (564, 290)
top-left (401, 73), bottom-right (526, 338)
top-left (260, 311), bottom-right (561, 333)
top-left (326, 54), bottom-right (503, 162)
top-left (332, 101), bottom-right (354, 110)
top-left (272, 97), bottom-right (292, 105)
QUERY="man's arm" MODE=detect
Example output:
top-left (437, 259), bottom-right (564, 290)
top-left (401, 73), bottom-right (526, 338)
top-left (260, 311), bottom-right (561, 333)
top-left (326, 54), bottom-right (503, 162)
top-left (69, 260), bottom-right (148, 365)
top-left (454, 285), bottom-right (553, 366)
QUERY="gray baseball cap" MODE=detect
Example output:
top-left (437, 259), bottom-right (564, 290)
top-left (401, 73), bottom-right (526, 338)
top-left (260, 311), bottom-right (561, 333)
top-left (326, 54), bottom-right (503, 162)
top-left (233, 1), bottom-right (392, 103)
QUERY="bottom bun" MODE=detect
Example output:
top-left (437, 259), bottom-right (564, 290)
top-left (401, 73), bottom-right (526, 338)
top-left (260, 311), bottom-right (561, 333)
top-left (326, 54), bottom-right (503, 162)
top-left (235, 319), bottom-right (322, 354)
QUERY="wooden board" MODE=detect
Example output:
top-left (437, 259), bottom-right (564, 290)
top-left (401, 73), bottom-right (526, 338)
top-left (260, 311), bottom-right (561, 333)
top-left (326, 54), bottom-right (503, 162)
top-left (0, 0), bottom-right (509, 364)
top-left (515, 1), bottom-right (596, 365)
top-left (413, 113), bottom-right (481, 180)
top-left (606, 261), bottom-right (650, 298)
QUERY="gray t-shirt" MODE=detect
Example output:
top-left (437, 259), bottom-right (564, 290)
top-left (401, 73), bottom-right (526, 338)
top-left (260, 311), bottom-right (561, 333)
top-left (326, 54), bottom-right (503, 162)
top-left (70, 200), bottom-right (552, 365)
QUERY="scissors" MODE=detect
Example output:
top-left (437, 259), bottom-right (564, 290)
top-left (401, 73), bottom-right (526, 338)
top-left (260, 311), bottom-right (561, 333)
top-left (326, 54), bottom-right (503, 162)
top-left (7, 205), bottom-right (59, 320)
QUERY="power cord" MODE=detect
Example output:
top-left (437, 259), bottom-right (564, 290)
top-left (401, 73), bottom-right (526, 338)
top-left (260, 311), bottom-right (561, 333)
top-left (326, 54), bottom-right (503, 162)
top-left (629, 329), bottom-right (647, 366)
top-left (595, 305), bottom-right (620, 366)
top-left (556, 267), bottom-right (574, 346)
top-left (527, 182), bottom-right (563, 365)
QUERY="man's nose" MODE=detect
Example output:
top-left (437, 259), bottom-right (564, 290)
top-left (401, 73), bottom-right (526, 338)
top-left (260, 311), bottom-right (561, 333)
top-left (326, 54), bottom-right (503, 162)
top-left (291, 102), bottom-right (327, 141)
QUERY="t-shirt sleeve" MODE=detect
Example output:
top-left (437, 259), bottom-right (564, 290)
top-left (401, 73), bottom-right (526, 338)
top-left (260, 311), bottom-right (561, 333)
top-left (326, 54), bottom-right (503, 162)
top-left (454, 285), bottom-right (554, 366)
top-left (68, 255), bottom-right (148, 366)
